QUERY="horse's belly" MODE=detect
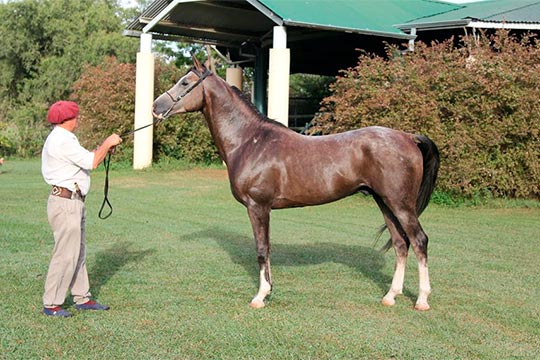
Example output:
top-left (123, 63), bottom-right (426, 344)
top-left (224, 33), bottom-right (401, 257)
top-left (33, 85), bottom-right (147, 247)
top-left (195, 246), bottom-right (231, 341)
top-left (271, 175), bottom-right (362, 209)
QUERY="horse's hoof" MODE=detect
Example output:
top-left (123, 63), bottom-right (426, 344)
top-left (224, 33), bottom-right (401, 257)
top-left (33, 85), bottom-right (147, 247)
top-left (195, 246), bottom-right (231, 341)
top-left (381, 297), bottom-right (395, 307)
top-left (414, 303), bottom-right (430, 311)
top-left (249, 300), bottom-right (265, 309)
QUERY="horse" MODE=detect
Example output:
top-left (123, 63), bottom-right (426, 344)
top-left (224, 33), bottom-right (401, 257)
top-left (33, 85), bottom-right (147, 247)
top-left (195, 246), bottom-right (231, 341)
top-left (152, 56), bottom-right (440, 311)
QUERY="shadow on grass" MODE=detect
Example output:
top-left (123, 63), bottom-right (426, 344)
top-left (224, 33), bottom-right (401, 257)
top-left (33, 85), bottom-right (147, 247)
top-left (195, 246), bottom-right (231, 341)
top-left (89, 241), bottom-right (155, 298)
top-left (184, 226), bottom-right (417, 305)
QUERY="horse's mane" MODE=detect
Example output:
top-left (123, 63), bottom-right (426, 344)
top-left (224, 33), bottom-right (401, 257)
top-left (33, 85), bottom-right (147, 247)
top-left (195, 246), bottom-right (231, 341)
top-left (230, 86), bottom-right (288, 129)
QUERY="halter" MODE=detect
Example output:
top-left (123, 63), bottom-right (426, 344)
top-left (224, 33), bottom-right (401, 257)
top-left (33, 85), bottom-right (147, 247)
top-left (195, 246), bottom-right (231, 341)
top-left (161, 67), bottom-right (212, 119)
top-left (98, 67), bottom-right (212, 219)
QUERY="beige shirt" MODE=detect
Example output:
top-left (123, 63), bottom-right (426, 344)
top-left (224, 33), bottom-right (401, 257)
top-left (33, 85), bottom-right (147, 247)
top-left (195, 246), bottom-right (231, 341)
top-left (41, 126), bottom-right (95, 195)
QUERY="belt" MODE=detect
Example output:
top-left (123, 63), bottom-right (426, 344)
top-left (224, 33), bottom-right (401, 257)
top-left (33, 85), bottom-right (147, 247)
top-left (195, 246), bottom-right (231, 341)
top-left (51, 185), bottom-right (85, 202)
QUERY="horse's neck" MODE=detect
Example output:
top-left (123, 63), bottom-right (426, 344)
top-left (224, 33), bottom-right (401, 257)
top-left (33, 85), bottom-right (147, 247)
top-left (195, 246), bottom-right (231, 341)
top-left (202, 78), bottom-right (261, 162)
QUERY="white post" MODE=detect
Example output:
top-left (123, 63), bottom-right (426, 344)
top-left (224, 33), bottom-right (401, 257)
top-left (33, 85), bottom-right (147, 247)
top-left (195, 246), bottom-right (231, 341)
top-left (133, 33), bottom-right (155, 170)
top-left (226, 66), bottom-right (243, 89)
top-left (408, 28), bottom-right (417, 52)
top-left (267, 26), bottom-right (290, 127)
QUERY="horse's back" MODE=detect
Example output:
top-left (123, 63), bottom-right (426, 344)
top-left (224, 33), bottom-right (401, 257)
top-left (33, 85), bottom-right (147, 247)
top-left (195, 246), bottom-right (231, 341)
top-left (291, 126), bottom-right (422, 167)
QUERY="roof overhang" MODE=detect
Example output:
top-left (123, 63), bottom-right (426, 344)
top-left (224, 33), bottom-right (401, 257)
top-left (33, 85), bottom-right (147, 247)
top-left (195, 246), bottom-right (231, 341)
top-left (397, 20), bottom-right (470, 32)
top-left (398, 18), bottom-right (540, 32)
top-left (397, 0), bottom-right (540, 32)
top-left (126, 0), bottom-right (276, 47)
top-left (468, 20), bottom-right (540, 30)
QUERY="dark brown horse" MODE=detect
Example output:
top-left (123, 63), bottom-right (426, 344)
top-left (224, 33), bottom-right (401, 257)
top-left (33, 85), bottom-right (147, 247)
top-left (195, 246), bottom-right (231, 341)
top-left (152, 57), bottom-right (440, 311)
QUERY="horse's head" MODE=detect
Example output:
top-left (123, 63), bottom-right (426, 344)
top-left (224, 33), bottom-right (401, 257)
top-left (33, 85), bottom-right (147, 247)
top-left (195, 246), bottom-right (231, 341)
top-left (152, 55), bottom-right (211, 120)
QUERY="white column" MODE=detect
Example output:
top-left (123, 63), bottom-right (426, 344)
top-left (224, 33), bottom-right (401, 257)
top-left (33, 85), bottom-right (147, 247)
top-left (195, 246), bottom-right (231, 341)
top-left (267, 26), bottom-right (290, 127)
top-left (226, 66), bottom-right (243, 89)
top-left (408, 28), bottom-right (417, 52)
top-left (133, 33), bottom-right (155, 170)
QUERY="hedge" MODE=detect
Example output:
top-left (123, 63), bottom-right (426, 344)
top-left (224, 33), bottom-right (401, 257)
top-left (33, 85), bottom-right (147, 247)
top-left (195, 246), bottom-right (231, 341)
top-left (309, 31), bottom-right (540, 199)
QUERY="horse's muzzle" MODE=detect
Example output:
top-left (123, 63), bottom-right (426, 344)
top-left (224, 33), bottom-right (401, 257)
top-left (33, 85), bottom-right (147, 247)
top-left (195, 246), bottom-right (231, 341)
top-left (152, 111), bottom-right (164, 120)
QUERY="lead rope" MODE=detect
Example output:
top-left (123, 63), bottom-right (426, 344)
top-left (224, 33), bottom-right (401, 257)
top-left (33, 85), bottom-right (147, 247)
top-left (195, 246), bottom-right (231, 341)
top-left (98, 119), bottom-right (161, 220)
top-left (98, 152), bottom-right (113, 219)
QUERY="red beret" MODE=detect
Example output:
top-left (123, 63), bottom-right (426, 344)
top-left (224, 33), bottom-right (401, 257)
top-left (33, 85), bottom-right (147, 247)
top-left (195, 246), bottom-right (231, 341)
top-left (47, 101), bottom-right (79, 124)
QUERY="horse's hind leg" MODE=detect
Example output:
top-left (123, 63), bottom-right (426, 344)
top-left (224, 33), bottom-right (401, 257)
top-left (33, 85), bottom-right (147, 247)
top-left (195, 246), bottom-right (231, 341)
top-left (378, 210), bottom-right (410, 307)
top-left (376, 196), bottom-right (431, 310)
top-left (410, 223), bottom-right (431, 311)
top-left (246, 203), bottom-right (272, 309)
top-left (396, 213), bottom-right (431, 311)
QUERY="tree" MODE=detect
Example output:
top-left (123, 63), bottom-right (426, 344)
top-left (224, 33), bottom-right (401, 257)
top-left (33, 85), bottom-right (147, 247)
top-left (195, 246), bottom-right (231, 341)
top-left (0, 0), bottom-right (138, 156)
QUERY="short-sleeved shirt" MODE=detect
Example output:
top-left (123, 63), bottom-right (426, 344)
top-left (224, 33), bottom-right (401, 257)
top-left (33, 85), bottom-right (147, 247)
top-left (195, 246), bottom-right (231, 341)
top-left (41, 126), bottom-right (95, 196)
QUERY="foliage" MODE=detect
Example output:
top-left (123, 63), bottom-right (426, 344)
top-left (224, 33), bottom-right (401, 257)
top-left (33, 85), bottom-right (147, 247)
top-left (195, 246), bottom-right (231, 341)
top-left (309, 31), bottom-right (540, 199)
top-left (0, 0), bottom-right (137, 104)
top-left (290, 73), bottom-right (333, 100)
top-left (154, 114), bottom-right (221, 164)
top-left (153, 41), bottom-right (205, 68)
top-left (0, 0), bottom-right (139, 157)
top-left (71, 56), bottom-right (220, 164)
top-left (0, 121), bottom-right (15, 156)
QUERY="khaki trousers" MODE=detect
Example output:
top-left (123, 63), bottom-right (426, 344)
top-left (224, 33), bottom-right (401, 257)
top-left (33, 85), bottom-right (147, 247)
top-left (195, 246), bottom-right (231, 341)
top-left (43, 195), bottom-right (91, 307)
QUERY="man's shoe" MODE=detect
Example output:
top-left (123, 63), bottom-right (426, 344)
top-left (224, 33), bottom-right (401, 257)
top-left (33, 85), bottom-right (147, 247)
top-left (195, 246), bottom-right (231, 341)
top-left (75, 300), bottom-right (110, 311)
top-left (43, 306), bottom-right (71, 317)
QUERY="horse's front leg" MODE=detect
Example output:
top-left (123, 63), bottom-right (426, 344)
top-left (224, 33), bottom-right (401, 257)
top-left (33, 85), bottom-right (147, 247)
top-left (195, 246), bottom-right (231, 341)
top-left (246, 203), bottom-right (272, 309)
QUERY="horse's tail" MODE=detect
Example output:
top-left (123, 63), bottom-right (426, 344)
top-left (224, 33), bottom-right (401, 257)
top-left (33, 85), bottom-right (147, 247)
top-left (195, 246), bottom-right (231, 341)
top-left (413, 135), bottom-right (440, 216)
top-left (379, 134), bottom-right (440, 252)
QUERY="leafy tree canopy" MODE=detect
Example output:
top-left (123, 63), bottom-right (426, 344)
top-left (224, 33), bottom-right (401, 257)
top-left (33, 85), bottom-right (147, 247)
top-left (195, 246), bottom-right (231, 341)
top-left (0, 0), bottom-right (139, 155)
top-left (0, 0), bottom-right (137, 105)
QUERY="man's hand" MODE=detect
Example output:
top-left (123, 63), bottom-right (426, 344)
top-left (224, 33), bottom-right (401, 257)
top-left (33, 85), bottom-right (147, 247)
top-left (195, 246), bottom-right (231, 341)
top-left (106, 134), bottom-right (122, 154)
top-left (106, 134), bottom-right (122, 147)
top-left (93, 134), bottom-right (123, 169)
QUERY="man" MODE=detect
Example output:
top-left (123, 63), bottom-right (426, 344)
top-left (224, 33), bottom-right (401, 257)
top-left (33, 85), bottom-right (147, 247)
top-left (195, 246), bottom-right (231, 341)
top-left (41, 100), bottom-right (122, 317)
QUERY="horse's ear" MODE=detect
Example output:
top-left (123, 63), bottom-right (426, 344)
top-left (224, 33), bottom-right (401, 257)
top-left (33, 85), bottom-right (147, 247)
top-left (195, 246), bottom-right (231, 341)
top-left (192, 53), bottom-right (205, 72)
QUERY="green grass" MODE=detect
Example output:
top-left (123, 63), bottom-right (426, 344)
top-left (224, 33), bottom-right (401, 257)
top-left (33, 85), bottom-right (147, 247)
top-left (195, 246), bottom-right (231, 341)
top-left (1, 159), bottom-right (539, 359)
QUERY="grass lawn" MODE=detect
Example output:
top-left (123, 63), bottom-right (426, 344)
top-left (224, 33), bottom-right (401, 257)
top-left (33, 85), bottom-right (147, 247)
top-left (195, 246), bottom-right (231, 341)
top-left (1, 159), bottom-right (539, 359)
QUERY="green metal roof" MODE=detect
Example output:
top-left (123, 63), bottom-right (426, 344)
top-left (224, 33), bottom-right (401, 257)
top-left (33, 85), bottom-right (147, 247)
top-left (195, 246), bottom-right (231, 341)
top-left (125, 0), bottom-right (540, 42)
top-left (125, 0), bottom-right (464, 41)
top-left (399, 0), bottom-right (540, 29)
top-left (257, 0), bottom-right (461, 37)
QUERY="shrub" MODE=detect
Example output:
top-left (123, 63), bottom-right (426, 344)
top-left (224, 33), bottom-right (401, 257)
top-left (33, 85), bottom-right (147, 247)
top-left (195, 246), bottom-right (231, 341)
top-left (309, 31), bottom-right (540, 199)
top-left (71, 57), bottom-right (137, 162)
top-left (0, 121), bottom-right (15, 157)
top-left (6, 103), bottom-right (50, 157)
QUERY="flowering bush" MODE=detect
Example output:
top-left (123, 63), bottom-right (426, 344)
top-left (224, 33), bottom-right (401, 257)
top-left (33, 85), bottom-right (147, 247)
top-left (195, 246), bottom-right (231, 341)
top-left (309, 31), bottom-right (540, 199)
